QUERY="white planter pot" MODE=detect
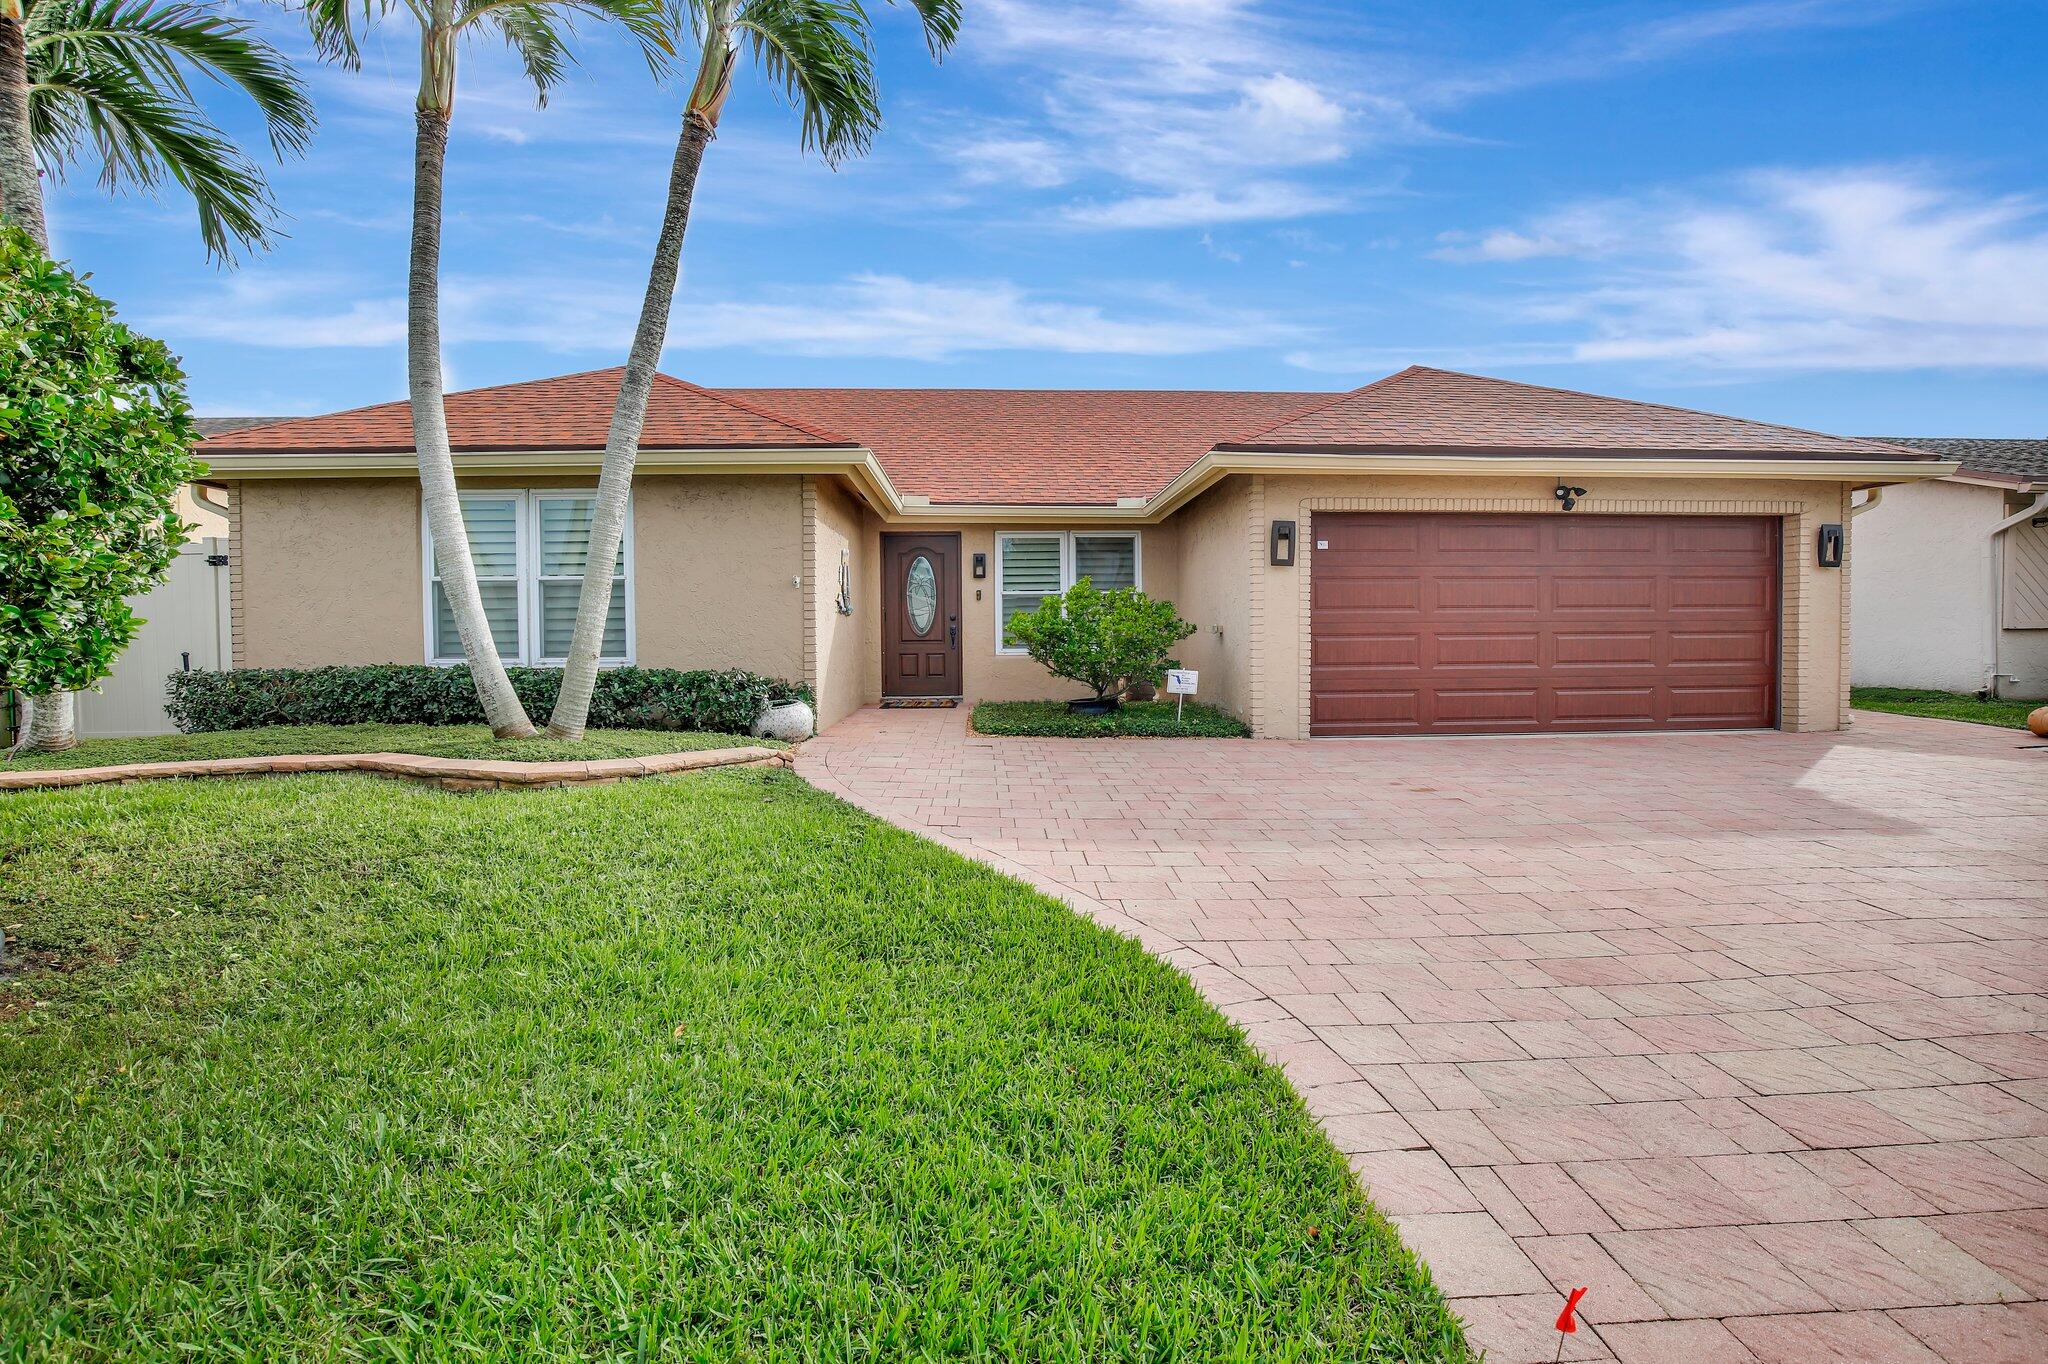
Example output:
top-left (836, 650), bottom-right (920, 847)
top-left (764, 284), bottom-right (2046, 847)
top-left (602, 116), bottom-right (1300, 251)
top-left (753, 697), bottom-right (815, 742)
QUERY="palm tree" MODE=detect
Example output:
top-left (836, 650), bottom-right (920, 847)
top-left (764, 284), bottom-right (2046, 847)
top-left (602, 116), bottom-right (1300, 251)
top-left (0, 0), bottom-right (311, 753)
top-left (301, 0), bottom-right (666, 738)
top-left (543, 0), bottom-right (961, 739)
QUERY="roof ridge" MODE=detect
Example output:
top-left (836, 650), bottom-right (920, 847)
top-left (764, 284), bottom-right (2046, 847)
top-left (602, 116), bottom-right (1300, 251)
top-left (656, 373), bottom-right (857, 446)
top-left (1394, 365), bottom-right (1929, 457)
top-left (1229, 364), bottom-right (1426, 444)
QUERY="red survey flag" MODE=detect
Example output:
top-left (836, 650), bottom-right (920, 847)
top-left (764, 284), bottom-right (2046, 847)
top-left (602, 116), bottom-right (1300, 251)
top-left (1555, 1286), bottom-right (1588, 1334)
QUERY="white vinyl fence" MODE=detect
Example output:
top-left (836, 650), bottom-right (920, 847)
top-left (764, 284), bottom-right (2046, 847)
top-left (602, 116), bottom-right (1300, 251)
top-left (68, 538), bottom-right (232, 739)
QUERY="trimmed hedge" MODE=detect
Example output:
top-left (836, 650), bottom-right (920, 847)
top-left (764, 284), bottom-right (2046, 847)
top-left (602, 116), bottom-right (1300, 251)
top-left (165, 666), bottom-right (814, 736)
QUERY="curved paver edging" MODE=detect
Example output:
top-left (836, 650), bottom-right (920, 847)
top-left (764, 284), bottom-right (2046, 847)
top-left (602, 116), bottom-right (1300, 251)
top-left (0, 745), bottom-right (793, 793)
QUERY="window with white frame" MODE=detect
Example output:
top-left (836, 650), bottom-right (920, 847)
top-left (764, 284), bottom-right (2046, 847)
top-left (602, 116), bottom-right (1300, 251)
top-left (425, 491), bottom-right (631, 666)
top-left (995, 531), bottom-right (1140, 653)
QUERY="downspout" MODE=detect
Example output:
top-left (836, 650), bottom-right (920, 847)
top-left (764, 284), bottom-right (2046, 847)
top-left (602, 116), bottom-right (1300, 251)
top-left (1986, 487), bottom-right (2048, 698)
top-left (1849, 486), bottom-right (1883, 519)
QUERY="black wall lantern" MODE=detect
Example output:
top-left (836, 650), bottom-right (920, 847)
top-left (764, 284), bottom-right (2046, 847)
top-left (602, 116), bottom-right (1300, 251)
top-left (1270, 519), bottom-right (1296, 567)
top-left (1817, 523), bottom-right (1844, 568)
top-left (971, 551), bottom-right (987, 579)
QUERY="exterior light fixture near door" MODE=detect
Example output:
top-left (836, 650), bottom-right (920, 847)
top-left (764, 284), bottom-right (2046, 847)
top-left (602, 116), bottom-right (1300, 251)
top-left (1817, 523), bottom-right (1844, 568)
top-left (1555, 484), bottom-right (1588, 511)
top-left (972, 552), bottom-right (987, 579)
top-left (1270, 520), bottom-right (1296, 566)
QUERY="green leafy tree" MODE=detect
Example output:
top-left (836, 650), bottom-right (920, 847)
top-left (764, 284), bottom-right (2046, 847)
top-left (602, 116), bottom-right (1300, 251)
top-left (299, 0), bottom-right (668, 739)
top-left (542, 0), bottom-right (962, 739)
top-left (1, 0), bottom-right (315, 263)
top-left (1004, 580), bottom-right (1195, 707)
top-left (1, 224), bottom-right (200, 754)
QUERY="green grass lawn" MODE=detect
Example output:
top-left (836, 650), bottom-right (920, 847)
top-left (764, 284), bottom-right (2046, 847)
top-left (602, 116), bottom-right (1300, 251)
top-left (972, 699), bottom-right (1251, 738)
top-left (2, 723), bottom-right (773, 771)
top-left (0, 769), bottom-right (1466, 1360)
top-left (1850, 687), bottom-right (2040, 730)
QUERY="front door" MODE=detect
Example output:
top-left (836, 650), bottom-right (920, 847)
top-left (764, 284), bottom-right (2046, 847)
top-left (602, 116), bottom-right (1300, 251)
top-left (882, 532), bottom-right (963, 698)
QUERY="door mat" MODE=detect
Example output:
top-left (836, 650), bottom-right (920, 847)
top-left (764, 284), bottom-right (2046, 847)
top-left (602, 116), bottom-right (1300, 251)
top-left (881, 698), bottom-right (961, 709)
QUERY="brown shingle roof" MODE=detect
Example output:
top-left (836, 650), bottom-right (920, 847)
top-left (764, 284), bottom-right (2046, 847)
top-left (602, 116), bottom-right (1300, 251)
top-left (198, 368), bottom-right (855, 454)
top-left (1228, 366), bottom-right (1936, 460)
top-left (722, 387), bottom-right (1331, 505)
top-left (198, 364), bottom-right (1940, 506)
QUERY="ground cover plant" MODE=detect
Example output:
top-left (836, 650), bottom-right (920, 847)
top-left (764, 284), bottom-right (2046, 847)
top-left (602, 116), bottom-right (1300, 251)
top-left (972, 699), bottom-right (1251, 739)
top-left (0, 769), bottom-right (1469, 1360)
top-left (1850, 686), bottom-right (2036, 730)
top-left (0, 723), bottom-right (769, 771)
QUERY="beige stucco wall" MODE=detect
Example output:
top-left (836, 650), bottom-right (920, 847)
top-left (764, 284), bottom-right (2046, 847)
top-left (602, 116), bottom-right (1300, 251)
top-left (1243, 473), bottom-right (1857, 739)
top-left (1168, 476), bottom-right (1256, 722)
top-left (631, 475), bottom-right (804, 679)
top-left (808, 476), bottom-right (876, 729)
top-left (231, 473), bottom-right (807, 681)
top-left (231, 478), bottom-right (425, 667)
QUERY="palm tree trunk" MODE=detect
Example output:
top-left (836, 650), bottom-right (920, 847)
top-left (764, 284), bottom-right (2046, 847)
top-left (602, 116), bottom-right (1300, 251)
top-left (14, 689), bottom-right (75, 754)
top-left (4, 4), bottom-right (74, 756)
top-left (0, 3), bottom-right (47, 252)
top-left (409, 99), bottom-right (534, 738)
top-left (544, 94), bottom-right (723, 738)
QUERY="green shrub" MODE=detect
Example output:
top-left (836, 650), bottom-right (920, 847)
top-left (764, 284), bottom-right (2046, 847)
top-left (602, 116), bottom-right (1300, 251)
top-left (1003, 580), bottom-right (1195, 703)
top-left (165, 666), bottom-right (813, 735)
top-left (972, 700), bottom-right (1249, 738)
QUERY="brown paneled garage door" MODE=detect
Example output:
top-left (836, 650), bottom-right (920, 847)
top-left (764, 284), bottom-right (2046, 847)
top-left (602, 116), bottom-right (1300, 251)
top-left (1310, 513), bottom-right (1780, 736)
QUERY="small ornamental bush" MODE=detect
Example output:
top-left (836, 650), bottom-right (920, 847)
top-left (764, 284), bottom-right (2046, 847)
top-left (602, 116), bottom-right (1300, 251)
top-left (1003, 580), bottom-right (1196, 704)
top-left (166, 665), bottom-right (813, 735)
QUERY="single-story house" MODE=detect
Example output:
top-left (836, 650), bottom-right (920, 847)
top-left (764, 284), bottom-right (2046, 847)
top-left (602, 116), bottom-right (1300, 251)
top-left (1850, 437), bottom-right (2048, 699)
top-left (196, 365), bottom-right (1951, 738)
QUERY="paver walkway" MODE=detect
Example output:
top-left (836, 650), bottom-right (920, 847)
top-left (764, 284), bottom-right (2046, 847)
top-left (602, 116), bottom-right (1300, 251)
top-left (800, 707), bottom-right (2048, 1363)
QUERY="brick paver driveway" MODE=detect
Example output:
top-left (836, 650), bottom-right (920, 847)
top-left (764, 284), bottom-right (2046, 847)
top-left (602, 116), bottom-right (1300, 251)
top-left (800, 707), bottom-right (2048, 1363)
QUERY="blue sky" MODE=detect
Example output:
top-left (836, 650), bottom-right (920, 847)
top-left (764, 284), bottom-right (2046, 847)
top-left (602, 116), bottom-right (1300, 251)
top-left (48, 0), bottom-right (2048, 434)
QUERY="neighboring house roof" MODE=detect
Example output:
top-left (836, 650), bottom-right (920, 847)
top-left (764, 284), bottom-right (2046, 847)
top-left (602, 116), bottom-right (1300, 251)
top-left (196, 363), bottom-right (1944, 508)
top-left (1865, 437), bottom-right (2048, 487)
top-left (721, 387), bottom-right (1330, 505)
top-left (194, 416), bottom-right (287, 436)
top-left (1226, 366), bottom-right (1935, 460)
top-left (197, 368), bottom-right (857, 454)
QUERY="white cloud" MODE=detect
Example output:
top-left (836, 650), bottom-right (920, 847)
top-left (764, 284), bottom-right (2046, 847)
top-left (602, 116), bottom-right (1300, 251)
top-left (144, 269), bottom-right (1302, 363)
top-left (1063, 183), bottom-right (1344, 230)
top-left (1427, 167), bottom-right (2048, 372)
top-left (1431, 228), bottom-right (1572, 262)
top-left (947, 134), bottom-right (1067, 189)
top-left (961, 0), bottom-right (1395, 228)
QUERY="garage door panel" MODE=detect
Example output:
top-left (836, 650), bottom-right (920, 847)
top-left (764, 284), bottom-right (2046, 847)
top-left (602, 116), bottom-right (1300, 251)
top-left (1670, 628), bottom-right (1772, 667)
top-left (1670, 574), bottom-right (1774, 612)
top-left (1316, 576), bottom-right (1423, 612)
top-left (1310, 513), bottom-right (1778, 736)
top-left (1314, 633), bottom-right (1422, 669)
top-left (1436, 521), bottom-right (1542, 555)
top-left (1553, 520), bottom-right (1659, 555)
top-left (1434, 632), bottom-right (1543, 669)
top-left (1553, 686), bottom-right (1659, 723)
top-left (1435, 575), bottom-right (1542, 612)
top-left (1433, 686), bottom-right (1545, 724)
top-left (1554, 574), bottom-right (1659, 612)
top-left (1669, 684), bottom-right (1772, 722)
top-left (1312, 690), bottom-right (1424, 729)
top-left (1554, 631), bottom-right (1659, 668)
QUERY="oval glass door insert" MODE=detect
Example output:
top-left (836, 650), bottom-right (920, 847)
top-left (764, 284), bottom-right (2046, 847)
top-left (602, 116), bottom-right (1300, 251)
top-left (905, 555), bottom-right (938, 634)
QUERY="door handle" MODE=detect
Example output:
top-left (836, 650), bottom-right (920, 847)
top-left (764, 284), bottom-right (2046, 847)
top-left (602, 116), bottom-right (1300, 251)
top-left (949, 616), bottom-right (958, 648)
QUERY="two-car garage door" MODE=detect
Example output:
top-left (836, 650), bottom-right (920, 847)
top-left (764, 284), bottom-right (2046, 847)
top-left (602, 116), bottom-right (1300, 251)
top-left (1309, 513), bottom-right (1781, 736)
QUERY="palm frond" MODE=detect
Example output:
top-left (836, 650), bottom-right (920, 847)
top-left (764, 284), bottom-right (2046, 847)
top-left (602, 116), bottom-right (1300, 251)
top-left (734, 0), bottom-right (878, 163)
top-left (461, 0), bottom-right (670, 99)
top-left (28, 59), bottom-right (276, 260)
top-left (27, 0), bottom-right (316, 155)
top-left (895, 0), bottom-right (959, 57)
